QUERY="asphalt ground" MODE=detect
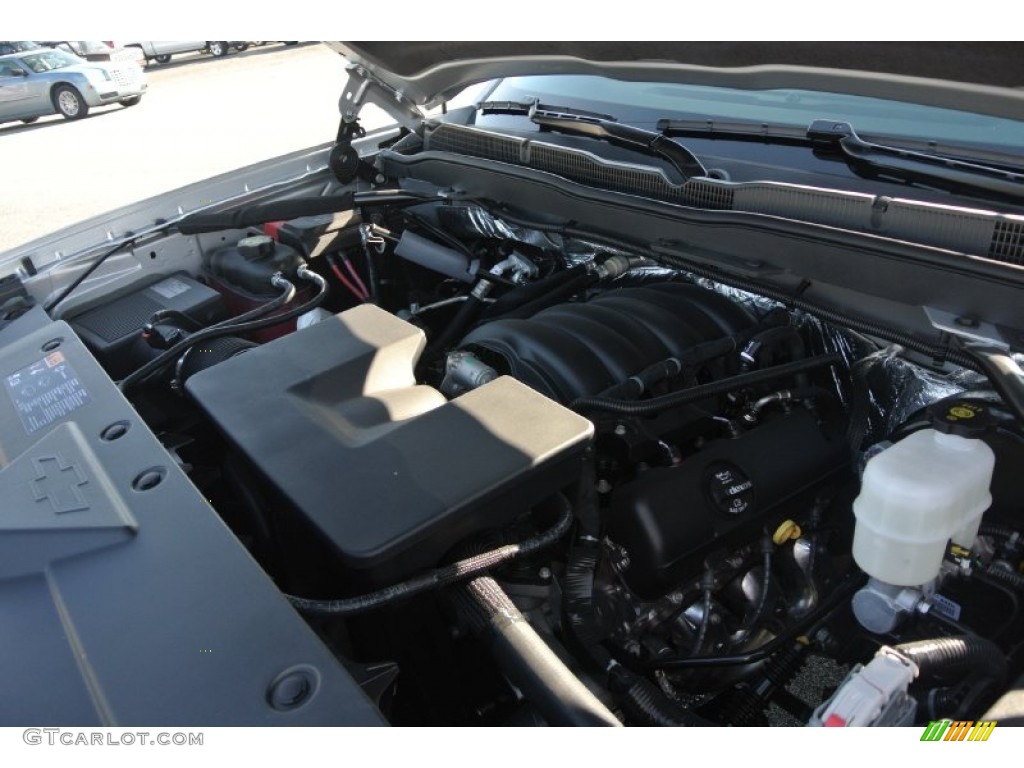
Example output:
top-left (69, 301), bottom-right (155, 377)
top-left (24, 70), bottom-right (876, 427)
top-left (0, 42), bottom-right (391, 252)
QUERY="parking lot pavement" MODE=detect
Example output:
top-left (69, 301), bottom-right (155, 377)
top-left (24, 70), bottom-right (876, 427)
top-left (0, 43), bottom-right (391, 252)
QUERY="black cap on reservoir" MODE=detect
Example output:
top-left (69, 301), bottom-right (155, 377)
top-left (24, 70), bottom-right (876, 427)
top-left (928, 399), bottom-right (996, 439)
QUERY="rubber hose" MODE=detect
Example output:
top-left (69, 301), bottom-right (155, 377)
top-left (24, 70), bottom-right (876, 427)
top-left (572, 353), bottom-right (844, 415)
top-left (980, 523), bottom-right (1023, 540)
top-left (596, 336), bottom-right (741, 401)
top-left (482, 265), bottom-right (588, 318)
top-left (485, 272), bottom-right (596, 322)
top-left (423, 293), bottom-right (486, 361)
top-left (894, 635), bottom-right (1007, 701)
top-left (984, 565), bottom-right (1024, 592)
top-left (619, 676), bottom-right (712, 727)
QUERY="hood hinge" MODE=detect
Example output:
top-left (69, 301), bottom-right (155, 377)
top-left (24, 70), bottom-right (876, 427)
top-left (339, 63), bottom-right (423, 131)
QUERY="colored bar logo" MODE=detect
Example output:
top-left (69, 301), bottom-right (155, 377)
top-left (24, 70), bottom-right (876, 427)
top-left (920, 720), bottom-right (997, 741)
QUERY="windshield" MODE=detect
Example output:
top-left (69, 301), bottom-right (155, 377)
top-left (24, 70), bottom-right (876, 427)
top-left (0, 41), bottom-right (41, 54)
top-left (485, 75), bottom-right (1024, 157)
top-left (21, 50), bottom-right (80, 73)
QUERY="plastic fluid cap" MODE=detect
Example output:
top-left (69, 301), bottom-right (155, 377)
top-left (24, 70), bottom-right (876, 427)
top-left (928, 399), bottom-right (996, 439)
top-left (237, 235), bottom-right (276, 261)
top-left (852, 403), bottom-right (995, 587)
top-left (772, 520), bottom-right (802, 546)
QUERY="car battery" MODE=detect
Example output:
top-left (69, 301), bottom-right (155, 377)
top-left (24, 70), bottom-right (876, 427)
top-left (68, 272), bottom-right (225, 378)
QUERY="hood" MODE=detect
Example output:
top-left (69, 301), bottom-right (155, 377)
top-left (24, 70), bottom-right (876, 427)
top-left (328, 42), bottom-right (1024, 121)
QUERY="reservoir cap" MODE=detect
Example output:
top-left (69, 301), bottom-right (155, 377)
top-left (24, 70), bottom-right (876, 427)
top-left (928, 399), bottom-right (995, 439)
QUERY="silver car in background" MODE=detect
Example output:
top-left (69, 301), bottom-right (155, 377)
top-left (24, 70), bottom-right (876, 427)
top-left (43, 41), bottom-right (148, 71)
top-left (0, 48), bottom-right (146, 124)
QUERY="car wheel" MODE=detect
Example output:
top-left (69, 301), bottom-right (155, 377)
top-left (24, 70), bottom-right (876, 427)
top-left (153, 54), bottom-right (172, 64)
top-left (208, 41), bottom-right (230, 58)
top-left (234, 43), bottom-right (249, 52)
top-left (120, 96), bottom-right (142, 107)
top-left (20, 116), bottom-right (39, 124)
top-left (53, 85), bottom-right (89, 120)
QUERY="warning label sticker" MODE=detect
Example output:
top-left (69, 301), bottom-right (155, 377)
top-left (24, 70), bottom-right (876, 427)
top-left (4, 351), bottom-right (91, 434)
top-left (150, 277), bottom-right (191, 300)
top-left (931, 593), bottom-right (963, 622)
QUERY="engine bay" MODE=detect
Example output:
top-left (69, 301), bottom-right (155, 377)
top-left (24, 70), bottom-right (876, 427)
top-left (7, 137), bottom-right (1024, 728)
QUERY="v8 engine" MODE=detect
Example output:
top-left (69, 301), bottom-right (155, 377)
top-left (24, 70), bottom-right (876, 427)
top-left (54, 191), bottom-right (1024, 728)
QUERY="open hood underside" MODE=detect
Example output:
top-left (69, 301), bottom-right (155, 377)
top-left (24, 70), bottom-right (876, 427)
top-left (328, 42), bottom-right (1024, 121)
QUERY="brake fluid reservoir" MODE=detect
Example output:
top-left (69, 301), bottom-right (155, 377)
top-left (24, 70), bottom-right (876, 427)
top-left (852, 401), bottom-right (995, 587)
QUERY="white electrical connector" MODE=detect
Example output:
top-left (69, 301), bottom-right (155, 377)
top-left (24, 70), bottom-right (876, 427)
top-left (809, 647), bottom-right (919, 727)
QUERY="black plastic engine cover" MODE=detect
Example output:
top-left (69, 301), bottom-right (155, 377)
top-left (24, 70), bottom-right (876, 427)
top-left (608, 410), bottom-right (847, 598)
top-left (187, 305), bottom-right (593, 584)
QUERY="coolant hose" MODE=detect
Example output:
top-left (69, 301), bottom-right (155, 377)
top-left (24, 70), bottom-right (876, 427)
top-left (453, 575), bottom-right (622, 726)
top-left (894, 635), bottom-right (1007, 718)
top-left (572, 354), bottom-right (844, 415)
top-left (894, 635), bottom-right (1006, 681)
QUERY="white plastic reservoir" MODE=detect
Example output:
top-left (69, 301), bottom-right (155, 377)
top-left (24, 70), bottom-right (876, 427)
top-left (852, 428), bottom-right (995, 587)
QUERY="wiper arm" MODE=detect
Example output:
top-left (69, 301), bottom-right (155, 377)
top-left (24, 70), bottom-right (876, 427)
top-left (479, 100), bottom-right (617, 122)
top-left (657, 116), bottom-right (1024, 202)
top-left (478, 100), bottom-right (707, 181)
top-left (657, 117), bottom-right (810, 145)
top-left (805, 120), bottom-right (1024, 202)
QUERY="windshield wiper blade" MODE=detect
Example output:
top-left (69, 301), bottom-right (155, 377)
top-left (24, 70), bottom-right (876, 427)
top-left (658, 116), bottom-right (1024, 202)
top-left (805, 120), bottom-right (1024, 202)
top-left (657, 117), bottom-right (810, 144)
top-left (478, 100), bottom-right (707, 181)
